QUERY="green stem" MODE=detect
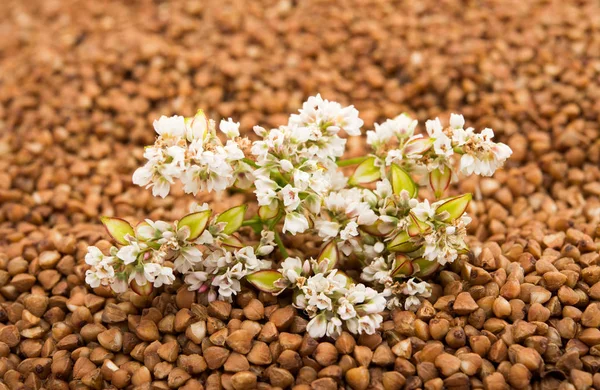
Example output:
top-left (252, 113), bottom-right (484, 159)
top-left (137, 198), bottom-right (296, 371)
top-left (242, 217), bottom-right (262, 226)
top-left (273, 230), bottom-right (289, 259)
top-left (242, 158), bottom-right (259, 168)
top-left (336, 156), bottom-right (369, 167)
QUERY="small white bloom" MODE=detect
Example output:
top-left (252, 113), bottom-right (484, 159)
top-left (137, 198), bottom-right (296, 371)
top-left (283, 212), bottom-right (309, 235)
top-left (449, 113), bottom-right (465, 129)
top-left (280, 184), bottom-right (301, 211)
top-left (116, 242), bottom-right (142, 265)
top-left (306, 313), bottom-right (328, 339)
top-left (339, 221), bottom-right (359, 241)
top-left (314, 220), bottom-right (340, 240)
top-left (185, 271), bottom-right (208, 291)
top-left (219, 118), bottom-right (240, 138)
top-left (153, 115), bottom-right (186, 137)
top-left (280, 159), bottom-right (294, 172)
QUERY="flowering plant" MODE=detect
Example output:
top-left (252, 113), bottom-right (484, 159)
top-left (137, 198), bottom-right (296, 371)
top-left (86, 95), bottom-right (511, 339)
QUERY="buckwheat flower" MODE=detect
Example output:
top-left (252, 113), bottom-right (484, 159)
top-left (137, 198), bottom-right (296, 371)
top-left (361, 257), bottom-right (392, 285)
top-left (85, 262), bottom-right (115, 289)
top-left (116, 241), bottom-right (143, 265)
top-left (153, 266), bottom-right (175, 288)
top-left (449, 113), bottom-right (465, 129)
top-left (153, 115), bottom-right (186, 137)
top-left (173, 245), bottom-right (203, 274)
top-left (219, 118), bottom-right (240, 138)
top-left (411, 199), bottom-right (436, 222)
top-left (85, 246), bottom-right (111, 267)
top-left (314, 220), bottom-right (340, 240)
top-left (337, 298), bottom-right (357, 320)
top-left (327, 316), bottom-right (343, 339)
top-left (110, 278), bottom-right (128, 294)
top-left (306, 313), bottom-right (328, 339)
top-left (212, 263), bottom-right (244, 300)
top-left (280, 159), bottom-right (294, 172)
top-left (339, 221), bottom-right (359, 241)
top-left (254, 176), bottom-right (279, 207)
top-left (279, 256), bottom-right (305, 285)
top-left (280, 184), bottom-right (301, 211)
top-left (357, 314), bottom-right (382, 334)
top-left (283, 212), bottom-right (309, 235)
top-left (185, 271), bottom-right (209, 292)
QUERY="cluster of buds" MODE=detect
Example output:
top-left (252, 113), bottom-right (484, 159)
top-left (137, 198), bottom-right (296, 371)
top-left (87, 95), bottom-right (511, 339)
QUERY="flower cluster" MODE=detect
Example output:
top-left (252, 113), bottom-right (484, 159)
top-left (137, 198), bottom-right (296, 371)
top-left (88, 95), bottom-right (512, 340)
top-left (277, 257), bottom-right (386, 339)
top-left (86, 203), bottom-right (271, 301)
top-left (133, 111), bottom-right (252, 198)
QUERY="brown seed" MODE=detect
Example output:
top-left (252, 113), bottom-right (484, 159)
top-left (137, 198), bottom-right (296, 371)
top-left (382, 371), bottom-right (406, 390)
top-left (269, 366), bottom-right (295, 387)
top-left (391, 338), bottom-right (412, 359)
top-left (158, 340), bottom-right (179, 362)
top-left (136, 319), bottom-right (159, 341)
top-left (231, 371), bottom-right (257, 390)
top-left (417, 361), bottom-right (439, 382)
top-left (177, 354), bottom-right (207, 375)
top-left (277, 349), bottom-right (302, 371)
top-left (242, 299), bottom-right (264, 321)
top-left (97, 328), bottom-right (122, 352)
top-left (257, 321), bottom-right (278, 342)
top-left (570, 369), bottom-right (593, 390)
top-left (0, 326), bottom-right (20, 347)
top-left (226, 329), bottom-right (253, 354)
top-left (208, 301), bottom-right (232, 320)
top-left (224, 352), bottom-right (249, 372)
top-left (452, 292), bottom-right (479, 315)
top-left (434, 353), bottom-right (460, 377)
top-left (335, 331), bottom-right (356, 354)
top-left (508, 363), bottom-right (531, 389)
top-left (279, 332), bottom-right (303, 351)
top-left (315, 342), bottom-right (338, 366)
top-left (483, 372), bottom-right (507, 390)
top-left (581, 302), bottom-right (600, 328)
top-left (204, 346), bottom-right (230, 370)
top-left (247, 341), bottom-right (271, 365)
top-left (168, 367), bottom-right (191, 388)
top-left (345, 366), bottom-right (370, 390)
top-left (269, 305), bottom-right (296, 330)
top-left (372, 343), bottom-right (395, 366)
top-left (73, 357), bottom-right (96, 380)
top-left (185, 320), bottom-right (206, 344)
top-left (111, 369), bottom-right (131, 388)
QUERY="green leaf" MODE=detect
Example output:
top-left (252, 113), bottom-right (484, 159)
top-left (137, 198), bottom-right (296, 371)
top-left (412, 258), bottom-right (440, 278)
top-left (429, 166), bottom-right (452, 199)
top-left (318, 241), bottom-right (339, 271)
top-left (391, 254), bottom-right (414, 277)
top-left (407, 213), bottom-right (431, 237)
top-left (390, 164), bottom-right (417, 198)
top-left (246, 270), bottom-right (284, 294)
top-left (221, 235), bottom-right (244, 250)
top-left (100, 217), bottom-right (135, 245)
top-left (387, 230), bottom-right (419, 252)
top-left (348, 157), bottom-right (381, 186)
top-left (435, 193), bottom-right (472, 222)
top-left (178, 210), bottom-right (212, 240)
top-left (216, 205), bottom-right (247, 235)
top-left (258, 203), bottom-right (279, 221)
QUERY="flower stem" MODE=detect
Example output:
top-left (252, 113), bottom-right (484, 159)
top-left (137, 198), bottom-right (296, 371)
top-left (273, 230), bottom-right (289, 259)
top-left (336, 156), bottom-right (369, 167)
top-left (242, 158), bottom-right (259, 168)
top-left (242, 217), bottom-right (262, 226)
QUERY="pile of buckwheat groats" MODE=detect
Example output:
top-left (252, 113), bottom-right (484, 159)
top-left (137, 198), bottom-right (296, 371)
top-left (1, 0), bottom-right (600, 389)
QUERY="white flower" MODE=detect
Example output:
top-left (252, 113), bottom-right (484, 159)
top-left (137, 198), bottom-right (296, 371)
top-left (402, 278), bottom-right (432, 298)
top-left (283, 212), bottom-right (309, 235)
top-left (280, 257), bottom-right (304, 284)
top-left (339, 221), bottom-right (359, 241)
top-left (219, 118), bottom-right (240, 138)
top-left (116, 242), bottom-right (142, 265)
top-left (174, 246), bottom-right (203, 274)
top-left (85, 246), bottom-right (108, 267)
top-left (337, 299), bottom-right (357, 320)
top-left (185, 271), bottom-right (208, 291)
top-left (327, 316), bottom-right (343, 339)
top-left (280, 184), bottom-right (301, 211)
top-left (153, 266), bottom-right (175, 288)
top-left (361, 257), bottom-right (392, 285)
top-left (412, 199), bottom-right (436, 222)
top-left (314, 220), bottom-right (340, 240)
top-left (280, 159), bottom-right (294, 172)
top-left (306, 313), bottom-right (327, 339)
top-left (449, 113), bottom-right (465, 129)
top-left (357, 314), bottom-right (382, 334)
top-left (254, 176), bottom-right (279, 207)
top-left (153, 115), bottom-right (186, 137)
